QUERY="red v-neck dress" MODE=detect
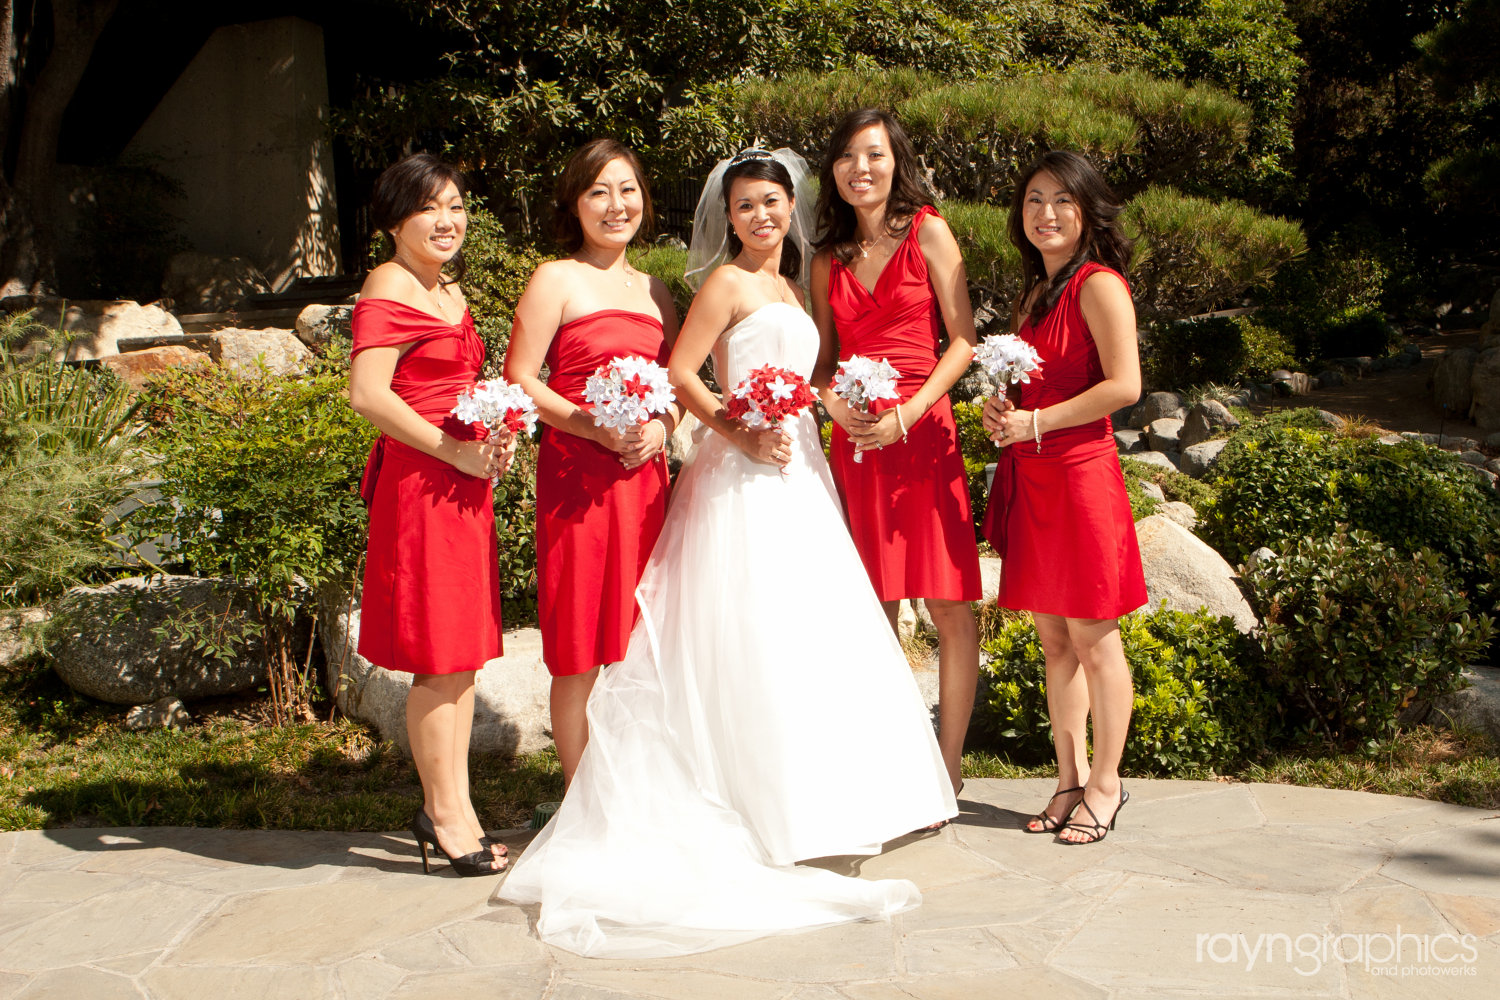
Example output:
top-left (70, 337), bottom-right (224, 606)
top-left (826, 205), bottom-right (981, 602)
top-left (529, 310), bottom-right (671, 677)
top-left (351, 298), bottom-right (504, 674)
top-left (981, 262), bottom-right (1146, 619)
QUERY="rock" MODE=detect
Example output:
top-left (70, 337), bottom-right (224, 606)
top-left (0, 608), bottom-right (49, 667)
top-left (317, 587), bottom-right (552, 757)
top-left (124, 696), bottom-right (190, 731)
top-left (1370, 356), bottom-right (1390, 373)
top-left (1134, 515), bottom-right (1258, 633)
top-left (1377, 434), bottom-right (1403, 446)
top-left (1157, 501), bottom-right (1198, 529)
top-left (162, 252), bottom-right (270, 313)
top-left (98, 346), bottom-right (212, 390)
top-left (1487, 458), bottom-right (1500, 476)
top-left (1140, 391), bottom-right (1185, 424)
top-left (1486, 432), bottom-right (1500, 449)
top-left (665, 410), bottom-right (700, 473)
top-left (1468, 466), bottom-right (1499, 488)
top-left (294, 304), bottom-right (353, 347)
top-left (1433, 347), bottom-right (1478, 415)
top-left (1315, 410), bottom-right (1346, 431)
top-left (1442, 436), bottom-right (1480, 454)
top-left (1244, 546), bottom-right (1276, 572)
top-left (1430, 667), bottom-right (1500, 744)
top-left (1179, 438), bottom-right (1229, 478)
top-left (1272, 371), bottom-right (1314, 395)
top-left (29, 300), bottom-right (183, 361)
top-left (202, 329), bottom-right (313, 376)
top-left (1468, 347), bottom-right (1500, 432)
top-left (1459, 450), bottom-right (1488, 467)
top-left (1179, 400), bottom-right (1240, 450)
top-left (985, 462), bottom-right (997, 491)
top-left (53, 576), bottom-right (268, 704)
top-left (1140, 482), bottom-right (1166, 502)
top-left (1315, 369), bottom-right (1345, 388)
top-left (1401, 431), bottom-right (1441, 445)
top-left (1109, 403), bottom-right (1136, 430)
top-left (1127, 450), bottom-right (1179, 473)
top-left (897, 599), bottom-right (918, 638)
top-left (1114, 428), bottom-right (1145, 453)
top-left (1146, 417), bottom-right (1184, 452)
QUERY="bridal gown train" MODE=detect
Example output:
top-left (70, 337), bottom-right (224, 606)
top-left (495, 302), bottom-right (958, 958)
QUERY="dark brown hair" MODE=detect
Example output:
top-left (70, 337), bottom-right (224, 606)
top-left (551, 139), bottom-right (655, 252)
top-left (722, 153), bottom-right (801, 282)
top-left (370, 153), bottom-right (469, 283)
top-left (1008, 150), bottom-right (1132, 328)
top-left (814, 108), bottom-right (931, 264)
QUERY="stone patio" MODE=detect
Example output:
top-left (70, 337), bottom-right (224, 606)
top-left (1, 778), bottom-right (1497, 998)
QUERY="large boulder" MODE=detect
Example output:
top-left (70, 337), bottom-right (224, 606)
top-left (1134, 515), bottom-right (1257, 633)
top-left (1469, 347), bottom-right (1500, 432)
top-left (294, 303), bottom-right (353, 347)
top-left (1432, 347), bottom-right (1478, 415)
top-left (98, 345), bottom-right (212, 390)
top-left (1126, 450), bottom-right (1179, 473)
top-left (200, 328), bottom-right (313, 376)
top-left (1139, 391), bottom-right (1185, 425)
top-left (1430, 666), bottom-right (1500, 744)
top-left (1179, 400), bottom-right (1241, 450)
top-left (318, 588), bottom-right (552, 757)
top-left (0, 608), bottom-right (48, 667)
top-left (29, 300), bottom-right (183, 360)
top-left (162, 252), bottom-right (270, 313)
top-left (1145, 417), bottom-right (1184, 452)
top-left (1179, 438), bottom-right (1230, 479)
top-left (53, 576), bottom-right (267, 703)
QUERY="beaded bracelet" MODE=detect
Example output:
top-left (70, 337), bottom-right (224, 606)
top-left (895, 403), bottom-right (909, 442)
top-left (1033, 408), bottom-right (1044, 452)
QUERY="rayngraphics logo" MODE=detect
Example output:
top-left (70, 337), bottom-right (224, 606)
top-left (1196, 928), bottom-right (1480, 978)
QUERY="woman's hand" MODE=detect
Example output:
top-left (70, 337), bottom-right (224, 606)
top-left (822, 393), bottom-right (878, 437)
top-left (988, 400), bottom-right (1039, 450)
top-left (847, 403), bottom-right (907, 455)
top-left (734, 425), bottom-right (793, 467)
top-left (617, 418), bottom-right (668, 470)
top-left (450, 438), bottom-right (505, 479)
top-left (492, 430), bottom-right (519, 478)
top-left (981, 395), bottom-right (1012, 441)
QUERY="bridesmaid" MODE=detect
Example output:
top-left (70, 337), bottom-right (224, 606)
top-left (505, 139), bottom-right (680, 789)
top-left (811, 108), bottom-right (982, 796)
top-left (348, 153), bottom-right (511, 876)
top-left (981, 150), bottom-right (1145, 844)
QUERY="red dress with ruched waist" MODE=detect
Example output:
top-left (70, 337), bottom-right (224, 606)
top-left (981, 262), bottom-right (1146, 618)
top-left (827, 205), bottom-right (981, 602)
top-left (529, 309), bottom-right (670, 676)
top-left (351, 298), bottom-right (503, 673)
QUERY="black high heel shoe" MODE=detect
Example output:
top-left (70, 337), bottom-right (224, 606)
top-left (1024, 785), bottom-right (1083, 834)
top-left (409, 809), bottom-right (507, 876)
top-left (1059, 787), bottom-right (1129, 845)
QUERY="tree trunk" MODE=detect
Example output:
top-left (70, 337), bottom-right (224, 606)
top-left (1, 0), bottom-right (121, 298)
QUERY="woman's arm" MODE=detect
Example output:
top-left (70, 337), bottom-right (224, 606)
top-left (613, 275), bottom-right (684, 470)
top-left (849, 215), bottom-right (977, 451)
top-left (994, 270), bottom-right (1140, 448)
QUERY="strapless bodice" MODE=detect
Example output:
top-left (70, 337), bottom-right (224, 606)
top-left (711, 302), bottom-right (818, 390)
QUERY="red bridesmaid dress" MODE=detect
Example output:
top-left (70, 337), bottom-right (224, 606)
top-left (981, 262), bottom-right (1147, 619)
top-left (827, 205), bottom-right (981, 603)
top-left (352, 298), bottom-right (503, 673)
top-left (529, 310), bottom-right (670, 677)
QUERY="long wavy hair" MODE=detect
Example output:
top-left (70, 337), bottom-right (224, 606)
top-left (1008, 150), bottom-right (1131, 329)
top-left (371, 153), bottom-right (468, 284)
top-left (814, 108), bottom-right (931, 265)
top-left (722, 154), bottom-right (801, 282)
top-left (551, 139), bottom-right (655, 253)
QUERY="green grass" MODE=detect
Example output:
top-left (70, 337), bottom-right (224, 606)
top-left (0, 653), bottom-right (562, 833)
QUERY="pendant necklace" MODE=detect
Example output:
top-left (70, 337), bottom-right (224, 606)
top-left (583, 249), bottom-right (638, 288)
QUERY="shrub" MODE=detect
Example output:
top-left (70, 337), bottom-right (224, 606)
top-left (1244, 528), bottom-right (1494, 743)
top-left (494, 436), bottom-right (539, 617)
top-left (1119, 456), bottom-right (1215, 518)
top-left (1255, 232), bottom-right (1393, 361)
top-left (952, 400), bottom-right (995, 531)
top-left (630, 243), bottom-right (694, 319)
top-left (1117, 457), bottom-right (1161, 521)
top-left (463, 206), bottom-right (544, 378)
top-left (1141, 315), bottom-right (1295, 391)
top-left (974, 604), bottom-right (1263, 774)
top-left (127, 364), bottom-right (376, 722)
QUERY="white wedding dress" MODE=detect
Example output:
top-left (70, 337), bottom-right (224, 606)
top-left (495, 302), bottom-right (957, 958)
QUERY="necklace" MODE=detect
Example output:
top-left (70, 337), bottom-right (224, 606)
top-left (582, 249), bottom-right (638, 288)
top-left (856, 232), bottom-right (884, 259)
top-left (392, 253), bottom-right (457, 321)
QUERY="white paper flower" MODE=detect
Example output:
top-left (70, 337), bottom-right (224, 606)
top-left (974, 334), bottom-right (1043, 388)
top-left (832, 355), bottom-right (901, 411)
top-left (583, 355), bottom-right (677, 434)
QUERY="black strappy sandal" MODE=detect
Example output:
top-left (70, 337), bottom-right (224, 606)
top-left (1059, 787), bottom-right (1129, 845)
top-left (1023, 785), bottom-right (1083, 834)
top-left (410, 809), bottom-right (508, 876)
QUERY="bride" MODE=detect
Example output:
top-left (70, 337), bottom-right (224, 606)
top-left (494, 148), bottom-right (957, 958)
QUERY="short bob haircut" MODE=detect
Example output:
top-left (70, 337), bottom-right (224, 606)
top-left (551, 139), bottom-right (655, 252)
top-left (1008, 150), bottom-right (1131, 329)
top-left (370, 153), bottom-right (468, 283)
top-left (814, 108), bottom-right (931, 265)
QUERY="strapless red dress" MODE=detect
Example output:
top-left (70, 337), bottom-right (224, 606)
top-left (826, 206), bottom-right (981, 603)
top-left (981, 262), bottom-right (1147, 619)
top-left (529, 310), bottom-right (670, 677)
top-left (351, 298), bottom-right (503, 674)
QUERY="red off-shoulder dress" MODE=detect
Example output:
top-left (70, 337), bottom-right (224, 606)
top-left (981, 262), bottom-right (1147, 619)
top-left (352, 298), bottom-right (503, 673)
top-left (826, 206), bottom-right (982, 603)
top-left (529, 310), bottom-right (670, 677)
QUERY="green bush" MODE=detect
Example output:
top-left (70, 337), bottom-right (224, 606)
top-left (952, 400), bottom-right (995, 531)
top-left (1202, 414), bottom-right (1500, 605)
top-left (1119, 456), bottom-right (1216, 518)
top-left (463, 206), bottom-right (544, 378)
top-left (494, 437), bottom-right (539, 617)
top-left (974, 604), bottom-right (1263, 774)
top-left (630, 243), bottom-right (694, 319)
top-left (1244, 528), bottom-right (1494, 743)
top-left (1141, 314), bottom-right (1296, 391)
top-left (1255, 232), bottom-right (1394, 361)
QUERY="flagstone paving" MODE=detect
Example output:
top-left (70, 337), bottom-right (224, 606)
top-left (1, 778), bottom-right (1497, 998)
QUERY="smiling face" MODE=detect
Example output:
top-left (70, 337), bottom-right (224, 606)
top-left (1020, 169), bottom-right (1084, 263)
top-left (831, 123), bottom-right (895, 211)
top-left (727, 175), bottom-right (794, 255)
top-left (575, 157), bottom-right (644, 252)
top-left (390, 179), bottom-right (466, 267)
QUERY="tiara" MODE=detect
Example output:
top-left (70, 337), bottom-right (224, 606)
top-left (729, 148), bottom-right (775, 165)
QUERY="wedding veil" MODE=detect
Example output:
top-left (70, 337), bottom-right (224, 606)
top-left (683, 147), bottom-right (817, 291)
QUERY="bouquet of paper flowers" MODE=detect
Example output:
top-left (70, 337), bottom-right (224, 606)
top-left (831, 354), bottom-right (901, 463)
top-left (974, 333), bottom-right (1043, 389)
top-left (452, 378), bottom-right (539, 438)
top-left (726, 364), bottom-right (818, 430)
top-left (583, 355), bottom-right (677, 434)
